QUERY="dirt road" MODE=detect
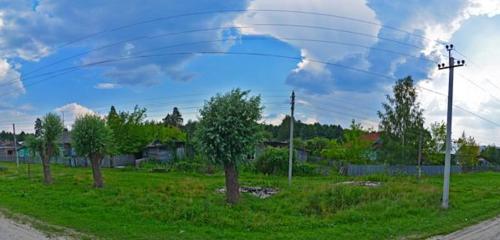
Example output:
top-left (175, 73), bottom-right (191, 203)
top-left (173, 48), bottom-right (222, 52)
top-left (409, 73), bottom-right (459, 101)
top-left (0, 215), bottom-right (51, 240)
top-left (430, 216), bottom-right (500, 240)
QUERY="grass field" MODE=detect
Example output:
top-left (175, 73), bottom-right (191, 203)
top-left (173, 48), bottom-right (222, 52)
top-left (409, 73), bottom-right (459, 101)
top-left (0, 163), bottom-right (499, 239)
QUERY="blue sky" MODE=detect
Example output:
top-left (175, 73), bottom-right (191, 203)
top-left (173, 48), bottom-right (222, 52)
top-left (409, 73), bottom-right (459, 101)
top-left (1, 0), bottom-right (500, 145)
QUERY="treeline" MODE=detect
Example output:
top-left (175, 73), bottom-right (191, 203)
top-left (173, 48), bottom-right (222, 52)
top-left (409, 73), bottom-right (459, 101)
top-left (0, 130), bottom-right (31, 142)
top-left (262, 115), bottom-right (343, 141)
top-left (106, 106), bottom-right (186, 157)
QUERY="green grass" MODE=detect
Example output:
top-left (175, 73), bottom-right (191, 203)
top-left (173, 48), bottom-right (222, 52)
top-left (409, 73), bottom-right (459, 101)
top-left (0, 163), bottom-right (499, 239)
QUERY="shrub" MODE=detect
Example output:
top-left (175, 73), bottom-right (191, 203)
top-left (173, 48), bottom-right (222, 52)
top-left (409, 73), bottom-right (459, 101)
top-left (254, 147), bottom-right (319, 176)
top-left (294, 163), bottom-right (318, 176)
top-left (254, 147), bottom-right (289, 175)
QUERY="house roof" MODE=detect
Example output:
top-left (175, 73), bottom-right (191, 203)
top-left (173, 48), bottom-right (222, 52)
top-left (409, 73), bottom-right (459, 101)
top-left (362, 132), bottom-right (381, 142)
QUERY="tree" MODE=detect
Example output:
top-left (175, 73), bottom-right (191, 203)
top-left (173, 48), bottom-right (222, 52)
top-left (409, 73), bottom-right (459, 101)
top-left (35, 118), bottom-right (43, 137)
top-left (163, 107), bottom-right (183, 128)
top-left (456, 132), bottom-right (480, 168)
top-left (378, 76), bottom-right (424, 164)
top-left (40, 113), bottom-right (64, 184)
top-left (196, 89), bottom-right (262, 204)
top-left (24, 135), bottom-right (43, 177)
top-left (480, 145), bottom-right (500, 165)
top-left (72, 114), bottom-right (112, 188)
top-left (321, 120), bottom-right (371, 164)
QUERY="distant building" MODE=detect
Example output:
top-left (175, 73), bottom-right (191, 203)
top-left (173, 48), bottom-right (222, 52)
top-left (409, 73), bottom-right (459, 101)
top-left (143, 140), bottom-right (186, 163)
top-left (0, 140), bottom-right (21, 162)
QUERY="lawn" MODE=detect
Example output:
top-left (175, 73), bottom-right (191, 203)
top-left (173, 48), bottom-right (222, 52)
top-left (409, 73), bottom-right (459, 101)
top-left (0, 163), bottom-right (499, 240)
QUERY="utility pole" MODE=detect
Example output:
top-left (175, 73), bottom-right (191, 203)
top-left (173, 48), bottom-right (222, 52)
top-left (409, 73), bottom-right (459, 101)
top-left (288, 91), bottom-right (295, 186)
top-left (12, 123), bottom-right (19, 168)
top-left (417, 128), bottom-right (423, 179)
top-left (438, 44), bottom-right (465, 209)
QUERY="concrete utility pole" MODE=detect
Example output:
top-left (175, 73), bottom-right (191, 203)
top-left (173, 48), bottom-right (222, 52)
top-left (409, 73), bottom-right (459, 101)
top-left (12, 123), bottom-right (19, 168)
top-left (417, 128), bottom-right (423, 179)
top-left (438, 44), bottom-right (465, 209)
top-left (288, 91), bottom-right (295, 186)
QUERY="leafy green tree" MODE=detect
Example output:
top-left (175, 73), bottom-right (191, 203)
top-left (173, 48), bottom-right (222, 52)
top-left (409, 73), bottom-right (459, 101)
top-left (304, 137), bottom-right (329, 157)
top-left (24, 135), bottom-right (43, 178)
top-left (321, 120), bottom-right (371, 164)
top-left (163, 107), bottom-right (183, 128)
top-left (196, 89), bottom-right (262, 204)
top-left (378, 76), bottom-right (424, 164)
top-left (40, 113), bottom-right (64, 184)
top-left (254, 147), bottom-right (289, 175)
top-left (480, 145), bottom-right (500, 165)
top-left (456, 132), bottom-right (480, 168)
top-left (34, 118), bottom-right (43, 137)
top-left (72, 114), bottom-right (112, 188)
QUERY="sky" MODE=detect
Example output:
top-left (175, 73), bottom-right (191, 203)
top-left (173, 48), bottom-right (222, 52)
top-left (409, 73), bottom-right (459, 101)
top-left (1, 0), bottom-right (500, 145)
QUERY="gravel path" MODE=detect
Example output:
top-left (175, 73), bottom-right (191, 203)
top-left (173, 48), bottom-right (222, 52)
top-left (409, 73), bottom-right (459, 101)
top-left (429, 216), bottom-right (500, 240)
top-left (0, 215), bottom-right (51, 240)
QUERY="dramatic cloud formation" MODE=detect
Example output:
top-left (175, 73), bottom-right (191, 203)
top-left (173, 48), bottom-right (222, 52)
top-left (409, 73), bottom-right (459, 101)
top-left (0, 0), bottom-right (250, 91)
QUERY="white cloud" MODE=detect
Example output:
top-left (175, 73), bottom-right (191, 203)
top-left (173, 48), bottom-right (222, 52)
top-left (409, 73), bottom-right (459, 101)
top-left (235, 0), bottom-right (380, 74)
top-left (262, 113), bottom-right (286, 126)
top-left (94, 82), bottom-right (120, 89)
top-left (0, 0), bottom-right (250, 87)
top-left (54, 103), bottom-right (95, 128)
top-left (0, 58), bottom-right (25, 99)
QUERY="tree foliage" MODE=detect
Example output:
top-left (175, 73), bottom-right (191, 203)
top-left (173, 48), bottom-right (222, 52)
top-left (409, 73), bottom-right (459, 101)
top-left (40, 113), bottom-right (64, 184)
top-left (480, 145), bottom-right (500, 165)
top-left (196, 89), bottom-right (262, 204)
top-left (72, 114), bottom-right (112, 188)
top-left (455, 132), bottom-right (480, 168)
top-left (321, 120), bottom-right (371, 164)
top-left (378, 76), bottom-right (424, 164)
top-left (163, 107), bottom-right (183, 128)
top-left (263, 116), bottom-right (343, 141)
top-left (106, 106), bottom-right (186, 156)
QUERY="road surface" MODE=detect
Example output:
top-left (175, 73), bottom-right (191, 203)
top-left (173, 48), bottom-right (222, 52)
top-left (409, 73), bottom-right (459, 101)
top-left (430, 216), bottom-right (500, 240)
top-left (0, 215), bottom-right (51, 240)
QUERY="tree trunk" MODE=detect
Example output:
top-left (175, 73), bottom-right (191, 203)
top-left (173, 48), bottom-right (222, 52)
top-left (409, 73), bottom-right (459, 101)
top-left (42, 147), bottom-right (53, 184)
top-left (91, 154), bottom-right (104, 188)
top-left (224, 162), bottom-right (239, 204)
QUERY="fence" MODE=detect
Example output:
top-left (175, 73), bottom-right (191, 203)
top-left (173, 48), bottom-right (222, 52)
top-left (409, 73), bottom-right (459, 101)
top-left (346, 164), bottom-right (500, 176)
top-left (0, 155), bottom-right (136, 168)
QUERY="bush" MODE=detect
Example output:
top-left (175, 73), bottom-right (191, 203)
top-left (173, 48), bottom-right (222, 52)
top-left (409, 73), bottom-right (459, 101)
top-left (254, 147), bottom-right (319, 176)
top-left (294, 163), bottom-right (318, 176)
top-left (254, 147), bottom-right (289, 175)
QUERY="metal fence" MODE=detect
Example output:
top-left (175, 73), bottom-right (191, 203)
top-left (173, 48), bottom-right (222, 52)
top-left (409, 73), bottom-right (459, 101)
top-left (346, 164), bottom-right (500, 176)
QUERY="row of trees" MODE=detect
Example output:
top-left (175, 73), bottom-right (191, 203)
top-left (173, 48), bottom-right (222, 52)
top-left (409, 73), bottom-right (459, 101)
top-left (25, 113), bottom-right (110, 187)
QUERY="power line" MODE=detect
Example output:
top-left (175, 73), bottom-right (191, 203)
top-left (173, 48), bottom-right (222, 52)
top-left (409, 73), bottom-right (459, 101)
top-left (2, 24), bottom-right (437, 90)
top-left (37, 8), bottom-right (444, 58)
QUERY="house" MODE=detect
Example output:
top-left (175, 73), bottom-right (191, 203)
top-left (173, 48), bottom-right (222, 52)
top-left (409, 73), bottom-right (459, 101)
top-left (0, 140), bottom-right (22, 162)
top-left (60, 128), bottom-right (74, 157)
top-left (143, 140), bottom-right (186, 163)
top-left (361, 132), bottom-right (382, 161)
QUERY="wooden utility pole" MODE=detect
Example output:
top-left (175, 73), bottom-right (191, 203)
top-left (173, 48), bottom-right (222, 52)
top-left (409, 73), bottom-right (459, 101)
top-left (438, 44), bottom-right (465, 209)
top-left (12, 123), bottom-right (19, 168)
top-left (288, 91), bottom-right (295, 186)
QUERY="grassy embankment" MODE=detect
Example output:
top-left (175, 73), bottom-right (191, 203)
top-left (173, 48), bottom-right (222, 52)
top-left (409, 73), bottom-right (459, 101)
top-left (0, 163), bottom-right (499, 239)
